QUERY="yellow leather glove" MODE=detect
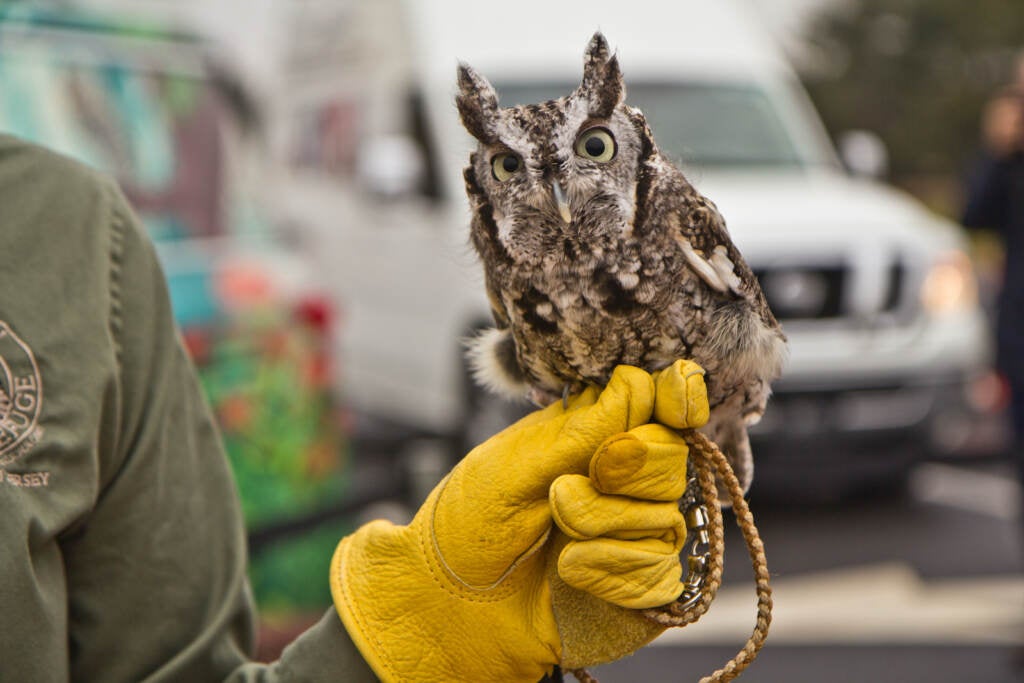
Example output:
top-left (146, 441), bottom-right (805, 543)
top-left (551, 425), bottom-right (691, 602)
top-left (331, 362), bottom-right (708, 682)
top-left (548, 360), bottom-right (710, 668)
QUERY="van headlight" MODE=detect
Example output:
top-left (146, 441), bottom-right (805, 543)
top-left (920, 250), bottom-right (978, 315)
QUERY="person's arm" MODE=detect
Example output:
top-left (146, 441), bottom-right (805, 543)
top-left (0, 134), bottom-right (374, 683)
top-left (59, 177), bottom-right (377, 682)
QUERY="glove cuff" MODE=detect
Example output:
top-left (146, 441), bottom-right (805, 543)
top-left (546, 534), bottom-right (666, 669)
top-left (331, 524), bottom-right (403, 681)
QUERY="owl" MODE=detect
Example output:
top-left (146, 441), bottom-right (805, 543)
top-left (458, 32), bottom-right (787, 495)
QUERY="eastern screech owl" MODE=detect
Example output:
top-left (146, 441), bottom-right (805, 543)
top-left (458, 32), bottom-right (787, 494)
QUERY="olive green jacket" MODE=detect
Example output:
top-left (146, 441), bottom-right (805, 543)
top-left (0, 135), bottom-right (377, 682)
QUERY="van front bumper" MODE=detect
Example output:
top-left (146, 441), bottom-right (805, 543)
top-left (747, 372), bottom-right (1005, 501)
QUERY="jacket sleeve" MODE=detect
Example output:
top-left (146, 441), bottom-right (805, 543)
top-left (961, 152), bottom-right (1011, 233)
top-left (61, 179), bottom-right (378, 682)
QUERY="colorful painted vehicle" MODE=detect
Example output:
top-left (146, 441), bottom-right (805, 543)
top-left (0, 5), bottom-right (351, 615)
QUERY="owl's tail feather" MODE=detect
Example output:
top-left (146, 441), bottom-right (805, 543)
top-left (465, 327), bottom-right (532, 401)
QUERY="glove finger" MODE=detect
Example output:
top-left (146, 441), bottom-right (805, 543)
top-left (471, 365), bottom-right (656, 503)
top-left (503, 383), bottom-right (603, 431)
top-left (653, 359), bottom-right (709, 430)
top-left (550, 474), bottom-right (685, 543)
top-left (563, 365), bottom-right (656, 439)
top-left (589, 426), bottom-right (688, 501)
top-left (558, 537), bottom-right (684, 609)
top-left (431, 367), bottom-right (657, 587)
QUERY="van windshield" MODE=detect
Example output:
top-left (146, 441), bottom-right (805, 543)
top-left (497, 82), bottom-right (811, 169)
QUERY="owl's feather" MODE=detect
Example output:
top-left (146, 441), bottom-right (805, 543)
top-left (466, 327), bottom-right (531, 398)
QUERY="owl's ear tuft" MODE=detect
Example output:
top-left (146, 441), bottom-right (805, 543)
top-left (584, 32), bottom-right (611, 66)
top-left (456, 63), bottom-right (500, 143)
top-left (579, 32), bottom-right (625, 118)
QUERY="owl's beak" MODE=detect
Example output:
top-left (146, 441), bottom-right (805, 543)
top-left (551, 179), bottom-right (573, 224)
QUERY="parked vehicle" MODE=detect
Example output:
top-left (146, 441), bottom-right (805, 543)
top-left (277, 0), bottom-right (992, 499)
top-left (0, 5), bottom-right (349, 607)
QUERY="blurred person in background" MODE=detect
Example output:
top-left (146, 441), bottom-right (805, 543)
top-left (0, 133), bottom-right (710, 682)
top-left (962, 53), bottom-right (1024, 509)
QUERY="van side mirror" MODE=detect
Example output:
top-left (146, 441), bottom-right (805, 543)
top-left (837, 130), bottom-right (889, 179)
top-left (356, 135), bottom-right (426, 198)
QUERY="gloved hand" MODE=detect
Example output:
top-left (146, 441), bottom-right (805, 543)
top-left (547, 360), bottom-right (710, 668)
top-left (331, 361), bottom-right (708, 682)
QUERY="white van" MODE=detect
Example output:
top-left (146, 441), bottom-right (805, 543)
top-left (281, 0), bottom-right (991, 498)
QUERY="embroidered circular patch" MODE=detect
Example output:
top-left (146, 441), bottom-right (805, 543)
top-left (0, 321), bottom-right (43, 466)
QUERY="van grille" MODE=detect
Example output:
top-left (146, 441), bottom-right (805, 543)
top-left (754, 261), bottom-right (906, 322)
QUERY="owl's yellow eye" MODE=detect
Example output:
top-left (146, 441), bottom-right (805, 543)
top-left (575, 128), bottom-right (616, 162)
top-left (491, 153), bottom-right (522, 181)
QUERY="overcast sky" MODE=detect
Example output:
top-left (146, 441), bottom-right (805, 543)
top-left (84, 0), bottom-right (844, 93)
top-left (751, 0), bottom-right (839, 44)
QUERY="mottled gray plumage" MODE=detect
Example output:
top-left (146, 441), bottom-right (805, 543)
top-left (458, 33), bottom-right (787, 494)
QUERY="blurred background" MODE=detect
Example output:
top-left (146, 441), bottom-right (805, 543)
top-left (1, 0), bottom-right (1021, 679)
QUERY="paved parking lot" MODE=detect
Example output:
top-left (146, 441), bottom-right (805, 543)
top-left (591, 461), bottom-right (1024, 682)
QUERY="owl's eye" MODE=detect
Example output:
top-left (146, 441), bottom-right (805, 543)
top-left (574, 128), bottom-right (616, 162)
top-left (491, 153), bottom-right (522, 182)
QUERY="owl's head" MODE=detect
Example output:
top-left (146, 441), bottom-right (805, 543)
top-left (457, 32), bottom-right (656, 258)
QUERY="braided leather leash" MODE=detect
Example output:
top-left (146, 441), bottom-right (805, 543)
top-left (571, 431), bottom-right (773, 683)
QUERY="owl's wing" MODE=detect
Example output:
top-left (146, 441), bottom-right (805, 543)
top-left (463, 161), bottom-right (516, 332)
top-left (671, 190), bottom-right (761, 303)
top-left (462, 161), bottom-right (533, 397)
top-left (484, 279), bottom-right (512, 330)
top-left (664, 184), bottom-right (784, 336)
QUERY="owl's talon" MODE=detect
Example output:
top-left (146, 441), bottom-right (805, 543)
top-left (562, 384), bottom-right (571, 409)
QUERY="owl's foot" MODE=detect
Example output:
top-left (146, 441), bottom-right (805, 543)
top-left (526, 383), bottom-right (578, 408)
